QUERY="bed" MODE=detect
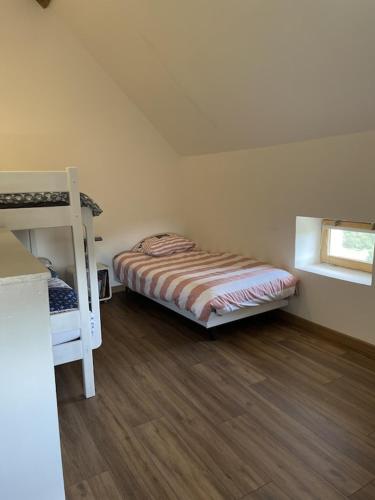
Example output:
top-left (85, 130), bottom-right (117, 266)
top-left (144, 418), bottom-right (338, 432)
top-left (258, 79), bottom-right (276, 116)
top-left (0, 168), bottom-right (102, 398)
top-left (113, 236), bottom-right (298, 330)
top-left (0, 191), bottom-right (102, 215)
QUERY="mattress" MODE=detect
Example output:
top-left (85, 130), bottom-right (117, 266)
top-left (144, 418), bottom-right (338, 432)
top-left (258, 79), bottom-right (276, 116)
top-left (113, 250), bottom-right (298, 322)
top-left (0, 192), bottom-right (102, 216)
top-left (47, 277), bottom-right (97, 346)
top-left (48, 277), bottom-right (79, 346)
top-left (50, 307), bottom-right (96, 346)
top-left (51, 328), bottom-right (80, 346)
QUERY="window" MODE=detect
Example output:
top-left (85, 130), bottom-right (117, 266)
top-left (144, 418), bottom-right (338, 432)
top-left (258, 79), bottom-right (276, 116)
top-left (321, 220), bottom-right (375, 273)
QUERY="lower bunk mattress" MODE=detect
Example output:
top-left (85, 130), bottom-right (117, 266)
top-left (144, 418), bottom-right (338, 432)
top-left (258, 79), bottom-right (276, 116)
top-left (114, 250), bottom-right (298, 322)
top-left (50, 313), bottom-right (95, 346)
top-left (48, 277), bottom-right (94, 346)
top-left (51, 327), bottom-right (80, 346)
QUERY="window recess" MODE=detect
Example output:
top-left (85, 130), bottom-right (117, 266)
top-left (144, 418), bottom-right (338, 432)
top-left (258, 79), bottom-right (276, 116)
top-left (320, 220), bottom-right (375, 273)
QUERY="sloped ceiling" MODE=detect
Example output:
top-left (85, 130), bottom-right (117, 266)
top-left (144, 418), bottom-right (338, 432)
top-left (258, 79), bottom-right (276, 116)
top-left (52, 0), bottom-right (375, 155)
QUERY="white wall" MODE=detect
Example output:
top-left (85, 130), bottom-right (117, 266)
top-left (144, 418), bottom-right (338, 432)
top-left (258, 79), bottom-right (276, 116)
top-left (2, 1), bottom-right (375, 346)
top-left (294, 217), bottom-right (323, 268)
top-left (0, 0), bottom-right (183, 282)
top-left (51, 0), bottom-right (375, 155)
top-left (181, 131), bottom-right (375, 345)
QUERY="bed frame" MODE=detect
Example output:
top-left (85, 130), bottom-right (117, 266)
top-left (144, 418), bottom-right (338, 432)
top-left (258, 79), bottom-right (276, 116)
top-left (0, 168), bottom-right (101, 398)
top-left (129, 288), bottom-right (289, 336)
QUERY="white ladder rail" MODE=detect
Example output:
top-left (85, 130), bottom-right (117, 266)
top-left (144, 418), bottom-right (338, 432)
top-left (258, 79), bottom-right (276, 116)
top-left (67, 167), bottom-right (95, 398)
top-left (82, 207), bottom-right (102, 349)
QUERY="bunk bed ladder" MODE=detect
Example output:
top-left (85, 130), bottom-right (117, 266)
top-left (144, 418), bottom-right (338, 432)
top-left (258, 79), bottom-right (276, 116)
top-left (67, 168), bottom-right (95, 398)
top-left (83, 207), bottom-right (101, 348)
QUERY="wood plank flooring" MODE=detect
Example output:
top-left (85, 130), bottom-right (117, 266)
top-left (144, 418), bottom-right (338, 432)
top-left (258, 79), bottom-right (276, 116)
top-left (56, 292), bottom-right (375, 499)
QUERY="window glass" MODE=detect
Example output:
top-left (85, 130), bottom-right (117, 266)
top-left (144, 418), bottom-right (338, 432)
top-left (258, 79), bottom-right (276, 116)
top-left (328, 228), bottom-right (375, 264)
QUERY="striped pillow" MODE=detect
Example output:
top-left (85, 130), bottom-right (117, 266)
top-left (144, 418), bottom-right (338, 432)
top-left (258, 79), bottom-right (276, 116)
top-left (131, 233), bottom-right (171, 252)
top-left (133, 234), bottom-right (196, 256)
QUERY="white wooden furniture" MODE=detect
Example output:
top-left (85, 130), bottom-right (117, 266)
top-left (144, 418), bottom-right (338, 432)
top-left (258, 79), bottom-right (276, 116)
top-left (0, 168), bottom-right (101, 398)
top-left (0, 229), bottom-right (65, 500)
top-left (67, 262), bottom-right (112, 302)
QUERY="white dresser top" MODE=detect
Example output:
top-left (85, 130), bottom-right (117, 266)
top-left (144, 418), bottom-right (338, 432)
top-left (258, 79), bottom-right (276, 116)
top-left (0, 228), bottom-right (49, 284)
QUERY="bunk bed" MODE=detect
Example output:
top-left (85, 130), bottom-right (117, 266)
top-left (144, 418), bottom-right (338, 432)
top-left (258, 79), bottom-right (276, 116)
top-left (0, 168), bottom-right (102, 398)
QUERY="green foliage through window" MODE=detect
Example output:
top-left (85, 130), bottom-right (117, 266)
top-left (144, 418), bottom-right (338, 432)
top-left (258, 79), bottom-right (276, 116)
top-left (342, 230), bottom-right (375, 263)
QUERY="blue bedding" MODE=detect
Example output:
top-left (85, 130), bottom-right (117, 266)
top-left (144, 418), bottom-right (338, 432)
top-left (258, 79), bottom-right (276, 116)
top-left (48, 278), bottom-right (78, 313)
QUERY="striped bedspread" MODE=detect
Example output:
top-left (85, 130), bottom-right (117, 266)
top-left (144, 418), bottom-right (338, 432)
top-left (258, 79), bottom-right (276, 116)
top-left (113, 251), bottom-right (298, 322)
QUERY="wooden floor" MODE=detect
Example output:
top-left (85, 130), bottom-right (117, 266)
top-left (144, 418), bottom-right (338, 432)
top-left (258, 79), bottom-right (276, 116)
top-left (56, 292), bottom-right (375, 500)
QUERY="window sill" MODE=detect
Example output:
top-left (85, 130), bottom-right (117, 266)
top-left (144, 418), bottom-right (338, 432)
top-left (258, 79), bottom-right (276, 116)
top-left (296, 263), bottom-right (372, 286)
